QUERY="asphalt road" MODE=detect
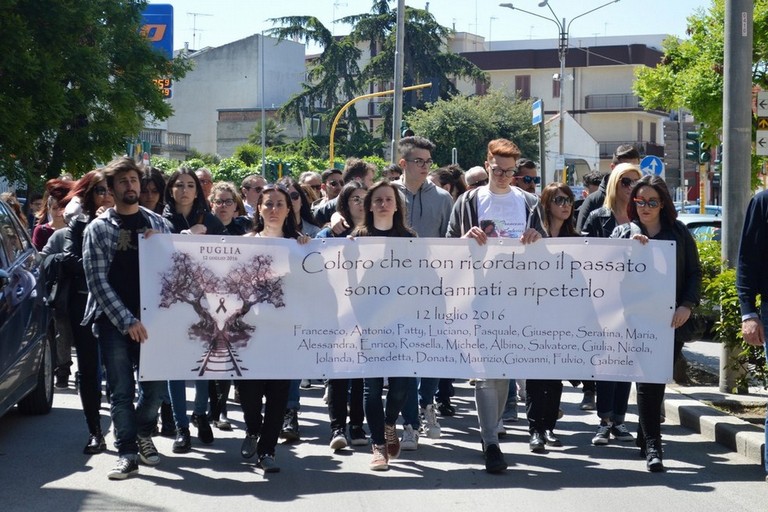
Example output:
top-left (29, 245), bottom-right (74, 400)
top-left (0, 379), bottom-right (765, 512)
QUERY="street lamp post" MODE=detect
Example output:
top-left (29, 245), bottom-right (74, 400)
top-left (500, 1), bottom-right (620, 182)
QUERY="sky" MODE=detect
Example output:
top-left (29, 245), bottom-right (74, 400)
top-left (151, 0), bottom-right (714, 52)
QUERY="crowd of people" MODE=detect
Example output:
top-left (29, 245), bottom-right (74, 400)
top-left (19, 135), bottom-right (712, 481)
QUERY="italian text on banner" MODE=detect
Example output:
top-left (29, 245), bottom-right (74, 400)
top-left (138, 235), bottom-right (676, 383)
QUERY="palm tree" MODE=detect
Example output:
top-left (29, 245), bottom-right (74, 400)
top-left (247, 118), bottom-right (286, 147)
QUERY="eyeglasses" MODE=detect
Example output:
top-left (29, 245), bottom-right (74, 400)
top-left (552, 196), bottom-right (573, 206)
top-left (405, 158), bottom-right (433, 168)
top-left (213, 199), bottom-right (235, 207)
top-left (514, 175), bottom-right (541, 185)
top-left (198, 179), bottom-right (213, 185)
top-left (242, 185), bottom-right (264, 193)
top-left (349, 196), bottom-right (364, 204)
top-left (490, 166), bottom-right (516, 178)
top-left (469, 179), bottom-right (489, 187)
top-left (289, 191), bottom-right (301, 201)
top-left (327, 180), bottom-right (342, 187)
top-left (620, 177), bottom-right (638, 188)
top-left (634, 198), bottom-right (661, 208)
top-left (93, 186), bottom-right (108, 196)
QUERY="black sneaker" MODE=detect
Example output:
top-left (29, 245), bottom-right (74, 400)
top-left (280, 408), bottom-right (300, 442)
top-left (107, 456), bottom-right (139, 480)
top-left (137, 436), bottom-right (160, 466)
top-left (437, 401), bottom-right (456, 416)
top-left (173, 427), bottom-right (192, 453)
top-left (258, 454), bottom-right (280, 473)
top-left (192, 413), bottom-right (214, 444)
top-left (484, 443), bottom-right (508, 473)
top-left (83, 433), bottom-right (107, 454)
top-left (349, 425), bottom-right (369, 446)
top-left (241, 433), bottom-right (258, 459)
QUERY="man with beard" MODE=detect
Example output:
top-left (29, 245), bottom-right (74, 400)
top-left (82, 157), bottom-right (171, 480)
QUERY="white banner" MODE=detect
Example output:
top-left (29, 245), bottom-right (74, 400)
top-left (138, 235), bottom-right (676, 383)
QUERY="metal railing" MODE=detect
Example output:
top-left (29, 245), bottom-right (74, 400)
top-left (585, 93), bottom-right (640, 110)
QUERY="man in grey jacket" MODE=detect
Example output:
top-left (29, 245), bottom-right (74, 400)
top-left (446, 138), bottom-right (545, 473)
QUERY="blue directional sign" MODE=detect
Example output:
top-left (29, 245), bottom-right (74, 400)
top-left (532, 99), bottom-right (543, 125)
top-left (640, 155), bottom-right (664, 176)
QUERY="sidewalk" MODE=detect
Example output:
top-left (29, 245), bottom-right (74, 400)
top-left (665, 340), bottom-right (766, 467)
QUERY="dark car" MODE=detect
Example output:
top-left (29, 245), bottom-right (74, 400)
top-left (0, 198), bottom-right (54, 417)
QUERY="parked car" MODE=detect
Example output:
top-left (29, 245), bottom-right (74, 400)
top-left (0, 198), bottom-right (54, 417)
top-left (678, 213), bottom-right (722, 242)
top-left (675, 203), bottom-right (723, 216)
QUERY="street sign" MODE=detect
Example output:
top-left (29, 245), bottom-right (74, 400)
top-left (640, 155), bottom-right (664, 176)
top-left (532, 99), bottom-right (543, 125)
top-left (758, 118), bottom-right (768, 129)
top-left (758, 91), bottom-right (768, 117)
top-left (757, 130), bottom-right (768, 156)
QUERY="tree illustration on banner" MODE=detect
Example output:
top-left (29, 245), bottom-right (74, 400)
top-left (159, 251), bottom-right (285, 376)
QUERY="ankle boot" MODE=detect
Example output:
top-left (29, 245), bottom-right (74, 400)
top-left (645, 437), bottom-right (664, 472)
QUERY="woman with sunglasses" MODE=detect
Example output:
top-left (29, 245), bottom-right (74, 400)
top-left (163, 168), bottom-right (226, 453)
top-left (278, 177), bottom-right (321, 238)
top-left (611, 175), bottom-right (701, 472)
top-left (239, 185), bottom-right (310, 473)
top-left (581, 163), bottom-right (642, 447)
top-left (315, 181), bottom-right (369, 450)
top-left (58, 171), bottom-right (114, 453)
top-left (524, 183), bottom-right (577, 452)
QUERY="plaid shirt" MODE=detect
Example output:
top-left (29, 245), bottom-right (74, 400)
top-left (82, 206), bottom-right (171, 333)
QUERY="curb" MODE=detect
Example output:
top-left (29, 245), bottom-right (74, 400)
top-left (664, 386), bottom-right (766, 466)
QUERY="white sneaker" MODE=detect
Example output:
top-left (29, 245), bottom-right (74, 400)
top-left (400, 424), bottom-right (419, 451)
top-left (422, 405), bottom-right (442, 439)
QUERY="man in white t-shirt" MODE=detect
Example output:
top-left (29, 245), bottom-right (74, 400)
top-left (446, 138), bottom-right (545, 473)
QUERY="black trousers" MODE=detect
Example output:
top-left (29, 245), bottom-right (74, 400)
top-left (327, 378), bottom-right (364, 431)
top-left (237, 379), bottom-right (289, 457)
top-left (69, 291), bottom-right (103, 435)
top-left (636, 382), bottom-right (666, 443)
top-left (525, 379), bottom-right (563, 433)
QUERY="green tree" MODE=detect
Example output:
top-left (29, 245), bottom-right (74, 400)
top-left (634, 0), bottom-right (768, 145)
top-left (0, 0), bottom-right (191, 185)
top-left (405, 90), bottom-right (538, 169)
top-left (247, 119), bottom-right (287, 147)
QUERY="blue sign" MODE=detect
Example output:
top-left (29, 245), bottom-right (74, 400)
top-left (640, 155), bottom-right (664, 176)
top-left (142, 4), bottom-right (174, 59)
top-left (532, 99), bottom-right (543, 125)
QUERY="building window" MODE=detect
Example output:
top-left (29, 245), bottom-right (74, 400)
top-left (515, 75), bottom-right (531, 99)
top-left (637, 120), bottom-right (643, 142)
top-left (650, 122), bottom-right (657, 143)
top-left (552, 77), bottom-right (561, 98)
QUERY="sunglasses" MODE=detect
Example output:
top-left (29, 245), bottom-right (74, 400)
top-left (551, 196), bottom-right (573, 206)
top-left (93, 186), bottom-right (108, 196)
top-left (620, 177), bottom-right (638, 188)
top-left (242, 185), bottom-right (263, 193)
top-left (514, 175), bottom-right (541, 185)
top-left (289, 191), bottom-right (301, 201)
top-left (470, 179), bottom-right (489, 187)
top-left (634, 198), bottom-right (661, 208)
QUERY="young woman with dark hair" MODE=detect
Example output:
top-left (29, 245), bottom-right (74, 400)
top-left (139, 166), bottom-right (167, 214)
top-left (611, 175), bottom-right (702, 472)
top-left (277, 176), bottom-right (321, 237)
top-left (239, 185), bottom-right (310, 473)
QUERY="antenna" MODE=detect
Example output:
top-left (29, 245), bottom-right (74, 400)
top-left (187, 12), bottom-right (212, 49)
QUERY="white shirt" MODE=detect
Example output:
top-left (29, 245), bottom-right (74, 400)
top-left (476, 186), bottom-right (528, 238)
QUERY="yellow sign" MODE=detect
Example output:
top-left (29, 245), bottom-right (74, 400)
top-left (758, 118), bottom-right (768, 129)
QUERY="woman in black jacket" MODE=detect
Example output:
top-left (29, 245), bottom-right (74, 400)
top-left (611, 175), bottom-right (702, 472)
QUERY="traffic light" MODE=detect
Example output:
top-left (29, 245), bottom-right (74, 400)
top-left (699, 142), bottom-right (711, 163)
top-left (685, 131), bottom-right (701, 162)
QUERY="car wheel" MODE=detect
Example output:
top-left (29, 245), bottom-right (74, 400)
top-left (17, 331), bottom-right (54, 415)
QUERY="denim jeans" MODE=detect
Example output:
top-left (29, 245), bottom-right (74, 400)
top-left (364, 377), bottom-right (415, 445)
top-left (595, 380), bottom-right (632, 424)
top-left (286, 379), bottom-right (301, 410)
top-left (96, 317), bottom-right (165, 457)
top-left (168, 379), bottom-right (209, 428)
top-left (327, 378), bottom-right (364, 432)
top-left (401, 377), bottom-right (439, 428)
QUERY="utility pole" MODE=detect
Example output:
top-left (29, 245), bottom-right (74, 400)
top-left (720, 0), bottom-right (753, 393)
top-left (390, 0), bottom-right (405, 163)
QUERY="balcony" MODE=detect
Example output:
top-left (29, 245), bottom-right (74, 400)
top-left (139, 128), bottom-right (191, 153)
top-left (599, 141), bottom-right (664, 159)
top-left (585, 94), bottom-right (640, 111)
